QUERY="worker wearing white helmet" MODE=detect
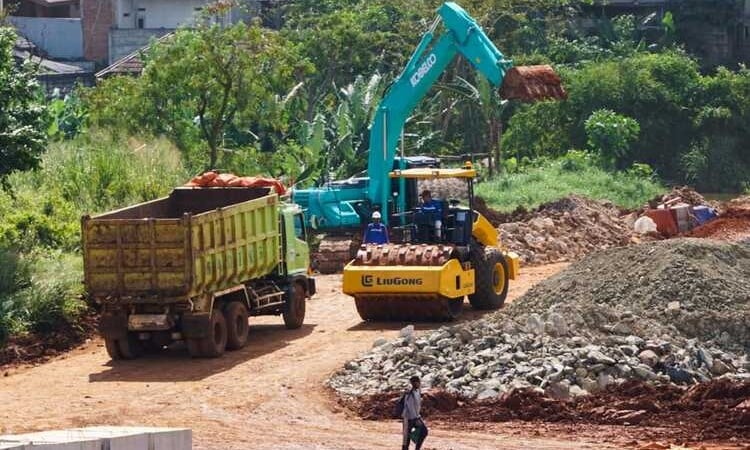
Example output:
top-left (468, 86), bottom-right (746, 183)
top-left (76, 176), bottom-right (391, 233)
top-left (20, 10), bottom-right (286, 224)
top-left (363, 211), bottom-right (389, 244)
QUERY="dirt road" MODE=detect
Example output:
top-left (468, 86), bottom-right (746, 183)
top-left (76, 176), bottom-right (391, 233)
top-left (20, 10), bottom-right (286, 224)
top-left (1, 263), bottom-right (655, 449)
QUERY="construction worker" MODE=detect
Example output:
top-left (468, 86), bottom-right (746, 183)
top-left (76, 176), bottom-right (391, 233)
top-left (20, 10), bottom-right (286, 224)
top-left (402, 375), bottom-right (428, 450)
top-left (420, 190), bottom-right (443, 239)
top-left (363, 211), bottom-right (389, 244)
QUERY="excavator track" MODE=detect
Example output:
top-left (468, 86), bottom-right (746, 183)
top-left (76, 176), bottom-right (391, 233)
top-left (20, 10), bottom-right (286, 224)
top-left (350, 243), bottom-right (464, 322)
top-left (314, 235), bottom-right (361, 274)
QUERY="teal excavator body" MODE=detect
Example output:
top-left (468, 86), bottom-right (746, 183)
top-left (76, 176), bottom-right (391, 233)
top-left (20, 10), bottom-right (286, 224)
top-left (292, 2), bottom-right (538, 231)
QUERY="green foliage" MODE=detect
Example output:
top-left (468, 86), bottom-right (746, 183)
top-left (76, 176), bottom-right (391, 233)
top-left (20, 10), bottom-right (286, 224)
top-left (48, 90), bottom-right (88, 140)
top-left (585, 109), bottom-right (640, 170)
top-left (0, 250), bottom-right (84, 343)
top-left (502, 51), bottom-right (750, 190)
top-left (476, 157), bottom-right (664, 212)
top-left (88, 22), bottom-right (309, 171)
top-left (0, 27), bottom-right (48, 181)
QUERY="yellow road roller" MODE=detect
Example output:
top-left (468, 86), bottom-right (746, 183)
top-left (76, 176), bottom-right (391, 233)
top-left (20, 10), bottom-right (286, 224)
top-left (343, 163), bottom-right (520, 321)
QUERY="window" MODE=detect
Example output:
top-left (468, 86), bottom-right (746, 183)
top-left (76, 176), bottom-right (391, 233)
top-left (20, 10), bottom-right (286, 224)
top-left (293, 214), bottom-right (306, 240)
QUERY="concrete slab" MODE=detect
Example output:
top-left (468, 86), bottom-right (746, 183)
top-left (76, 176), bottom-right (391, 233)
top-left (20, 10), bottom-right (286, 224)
top-left (68, 427), bottom-right (191, 450)
top-left (0, 442), bottom-right (26, 450)
top-left (0, 427), bottom-right (191, 450)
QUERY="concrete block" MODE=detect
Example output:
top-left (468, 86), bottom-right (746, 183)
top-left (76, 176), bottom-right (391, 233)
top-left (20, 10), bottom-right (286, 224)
top-left (0, 427), bottom-right (191, 450)
top-left (0, 430), bottom-right (101, 450)
top-left (0, 441), bottom-right (26, 450)
top-left (72, 427), bottom-right (191, 450)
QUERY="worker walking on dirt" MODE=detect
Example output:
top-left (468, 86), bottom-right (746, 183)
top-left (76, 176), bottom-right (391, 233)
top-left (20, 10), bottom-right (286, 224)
top-left (420, 190), bottom-right (443, 239)
top-left (363, 211), bottom-right (390, 244)
top-left (401, 375), bottom-right (428, 450)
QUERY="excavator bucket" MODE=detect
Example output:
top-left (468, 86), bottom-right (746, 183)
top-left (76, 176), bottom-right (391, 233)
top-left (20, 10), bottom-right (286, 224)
top-left (500, 65), bottom-right (567, 101)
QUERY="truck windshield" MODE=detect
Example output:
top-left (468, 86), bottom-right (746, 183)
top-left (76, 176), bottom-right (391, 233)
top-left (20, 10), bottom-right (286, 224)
top-left (294, 213), bottom-right (306, 240)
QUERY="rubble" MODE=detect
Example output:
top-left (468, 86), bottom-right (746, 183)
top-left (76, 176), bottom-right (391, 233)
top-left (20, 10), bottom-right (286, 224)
top-left (329, 239), bottom-right (750, 401)
top-left (493, 195), bottom-right (636, 265)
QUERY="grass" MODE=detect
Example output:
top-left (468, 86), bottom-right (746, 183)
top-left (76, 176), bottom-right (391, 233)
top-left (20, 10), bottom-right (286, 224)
top-left (0, 130), bottom-right (189, 347)
top-left (476, 158), bottom-right (665, 212)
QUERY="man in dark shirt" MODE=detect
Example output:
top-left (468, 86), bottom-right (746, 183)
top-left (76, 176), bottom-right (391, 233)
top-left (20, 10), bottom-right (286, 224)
top-left (420, 190), bottom-right (443, 240)
top-left (363, 211), bottom-right (389, 244)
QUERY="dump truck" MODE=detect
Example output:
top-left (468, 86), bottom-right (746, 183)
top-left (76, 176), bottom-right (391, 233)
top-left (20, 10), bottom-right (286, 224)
top-left (343, 163), bottom-right (520, 321)
top-left (82, 186), bottom-right (315, 359)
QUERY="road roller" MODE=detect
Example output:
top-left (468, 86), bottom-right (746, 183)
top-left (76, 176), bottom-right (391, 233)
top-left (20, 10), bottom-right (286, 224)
top-left (342, 163), bottom-right (520, 321)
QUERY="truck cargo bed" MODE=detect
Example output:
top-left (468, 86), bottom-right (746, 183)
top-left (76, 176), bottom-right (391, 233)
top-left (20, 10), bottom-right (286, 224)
top-left (82, 187), bottom-right (281, 302)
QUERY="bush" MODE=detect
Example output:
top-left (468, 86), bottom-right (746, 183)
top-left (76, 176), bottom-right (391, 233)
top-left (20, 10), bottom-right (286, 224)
top-left (585, 109), bottom-right (640, 170)
top-left (0, 251), bottom-right (84, 340)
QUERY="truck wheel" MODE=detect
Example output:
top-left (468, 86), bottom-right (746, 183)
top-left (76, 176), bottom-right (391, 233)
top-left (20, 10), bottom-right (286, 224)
top-left (469, 246), bottom-right (509, 310)
top-left (104, 338), bottom-right (122, 360)
top-left (225, 301), bottom-right (249, 350)
top-left (105, 333), bottom-right (143, 360)
top-left (283, 283), bottom-right (306, 330)
top-left (187, 310), bottom-right (227, 358)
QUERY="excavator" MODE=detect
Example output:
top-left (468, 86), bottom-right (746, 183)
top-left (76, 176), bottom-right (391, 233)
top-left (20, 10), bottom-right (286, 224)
top-left (293, 2), bottom-right (566, 320)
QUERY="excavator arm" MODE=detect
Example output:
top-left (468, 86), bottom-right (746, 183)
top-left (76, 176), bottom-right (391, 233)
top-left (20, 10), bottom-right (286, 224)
top-left (368, 2), bottom-right (564, 221)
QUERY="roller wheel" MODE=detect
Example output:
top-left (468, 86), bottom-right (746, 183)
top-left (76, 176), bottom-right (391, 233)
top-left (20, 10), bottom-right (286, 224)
top-left (187, 310), bottom-right (227, 358)
top-left (445, 297), bottom-right (464, 320)
top-left (469, 246), bottom-right (509, 310)
top-left (354, 296), bottom-right (462, 322)
top-left (105, 333), bottom-right (143, 360)
top-left (283, 283), bottom-right (306, 329)
top-left (225, 301), bottom-right (249, 350)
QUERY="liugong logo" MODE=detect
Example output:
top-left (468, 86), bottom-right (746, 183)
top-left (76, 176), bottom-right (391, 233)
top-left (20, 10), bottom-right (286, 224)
top-left (361, 275), bottom-right (423, 287)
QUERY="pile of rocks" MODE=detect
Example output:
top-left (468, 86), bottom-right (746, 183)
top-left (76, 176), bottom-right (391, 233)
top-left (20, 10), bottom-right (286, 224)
top-left (495, 196), bottom-right (636, 265)
top-left (329, 239), bottom-right (750, 400)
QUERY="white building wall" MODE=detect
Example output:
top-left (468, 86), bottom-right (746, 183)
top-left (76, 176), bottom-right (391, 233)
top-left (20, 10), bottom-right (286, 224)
top-left (115, 0), bottom-right (209, 29)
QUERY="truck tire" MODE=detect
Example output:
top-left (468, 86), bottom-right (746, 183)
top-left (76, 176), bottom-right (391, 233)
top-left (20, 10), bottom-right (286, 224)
top-left (105, 333), bottom-right (143, 360)
top-left (469, 246), bottom-right (509, 310)
top-left (283, 282), bottom-right (306, 330)
top-left (187, 310), bottom-right (227, 358)
top-left (225, 301), bottom-right (249, 350)
top-left (104, 338), bottom-right (122, 360)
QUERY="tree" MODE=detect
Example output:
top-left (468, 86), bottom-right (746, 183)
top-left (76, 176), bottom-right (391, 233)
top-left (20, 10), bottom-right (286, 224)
top-left (140, 19), bottom-right (308, 169)
top-left (0, 27), bottom-right (47, 182)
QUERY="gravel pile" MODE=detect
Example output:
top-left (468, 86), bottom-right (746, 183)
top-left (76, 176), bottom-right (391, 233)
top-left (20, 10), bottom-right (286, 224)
top-left (329, 239), bottom-right (750, 400)
top-left (495, 196), bottom-right (636, 265)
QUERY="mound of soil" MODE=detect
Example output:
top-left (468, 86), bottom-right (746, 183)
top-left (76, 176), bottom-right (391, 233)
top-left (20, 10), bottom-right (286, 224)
top-left (649, 186), bottom-right (709, 208)
top-left (351, 379), bottom-right (750, 442)
top-left (689, 205), bottom-right (750, 242)
top-left (489, 195), bottom-right (637, 265)
top-left (0, 312), bottom-right (97, 368)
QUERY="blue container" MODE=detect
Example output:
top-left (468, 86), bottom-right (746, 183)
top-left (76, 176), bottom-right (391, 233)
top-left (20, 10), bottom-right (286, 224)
top-left (693, 206), bottom-right (718, 225)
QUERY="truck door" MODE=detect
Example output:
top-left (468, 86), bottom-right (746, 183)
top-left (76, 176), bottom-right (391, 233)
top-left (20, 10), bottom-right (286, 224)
top-left (284, 211), bottom-right (310, 275)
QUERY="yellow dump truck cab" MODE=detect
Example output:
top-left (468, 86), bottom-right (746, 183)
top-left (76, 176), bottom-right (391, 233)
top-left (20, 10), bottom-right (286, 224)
top-left (343, 163), bottom-right (519, 322)
top-left (82, 187), bottom-right (315, 360)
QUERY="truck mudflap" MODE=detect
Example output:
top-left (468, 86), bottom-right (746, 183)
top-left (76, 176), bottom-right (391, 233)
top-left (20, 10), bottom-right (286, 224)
top-left (307, 277), bottom-right (316, 296)
top-left (181, 313), bottom-right (211, 339)
top-left (99, 311), bottom-right (128, 339)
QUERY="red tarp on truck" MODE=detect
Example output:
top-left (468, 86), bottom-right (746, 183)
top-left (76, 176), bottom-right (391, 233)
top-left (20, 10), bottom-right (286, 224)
top-left (186, 171), bottom-right (286, 195)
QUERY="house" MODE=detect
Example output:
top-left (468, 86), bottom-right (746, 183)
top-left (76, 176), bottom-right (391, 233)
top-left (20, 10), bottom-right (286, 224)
top-left (6, 0), bottom-right (94, 94)
top-left (81, 0), bottom-right (281, 65)
top-left (13, 34), bottom-right (94, 95)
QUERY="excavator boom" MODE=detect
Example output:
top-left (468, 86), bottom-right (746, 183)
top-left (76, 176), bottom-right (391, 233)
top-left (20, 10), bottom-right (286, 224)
top-left (368, 2), bottom-right (565, 220)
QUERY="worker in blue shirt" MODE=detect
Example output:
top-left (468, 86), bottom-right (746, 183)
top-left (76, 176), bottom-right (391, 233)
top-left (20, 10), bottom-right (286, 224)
top-left (420, 190), bottom-right (443, 239)
top-left (363, 211), bottom-right (390, 244)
